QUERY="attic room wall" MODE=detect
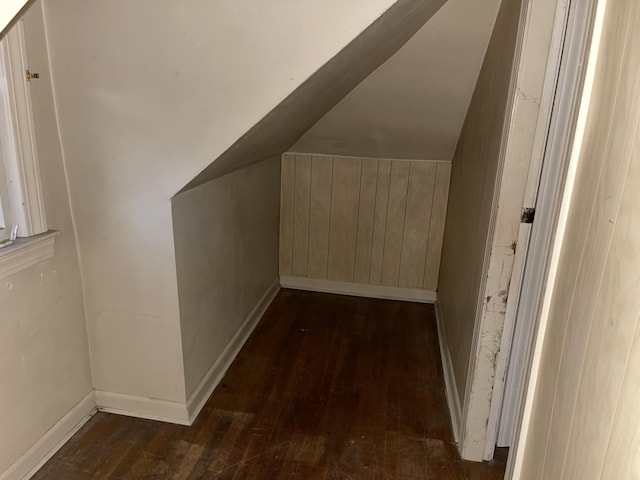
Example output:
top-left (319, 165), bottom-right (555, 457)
top-left (0, 3), bottom-right (93, 477)
top-left (172, 157), bottom-right (280, 402)
top-left (279, 153), bottom-right (450, 295)
top-left (436, 0), bottom-right (522, 452)
top-left (40, 0), bottom-right (425, 418)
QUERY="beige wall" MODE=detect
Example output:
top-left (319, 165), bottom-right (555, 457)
top-left (40, 0), bottom-right (443, 406)
top-left (172, 157), bottom-right (280, 399)
top-left (519, 1), bottom-right (640, 478)
top-left (293, 0), bottom-right (501, 162)
top-left (462, 0), bottom-right (561, 461)
top-left (280, 153), bottom-right (450, 291)
top-left (0, 2), bottom-right (92, 474)
top-left (39, 0), bottom-right (416, 406)
top-left (437, 0), bottom-right (521, 439)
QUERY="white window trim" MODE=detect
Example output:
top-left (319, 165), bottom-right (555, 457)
top-left (0, 230), bottom-right (59, 279)
top-left (0, 138), bottom-right (14, 241)
top-left (0, 16), bottom-right (55, 278)
top-left (0, 16), bottom-right (47, 240)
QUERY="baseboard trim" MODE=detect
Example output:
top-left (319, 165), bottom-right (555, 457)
top-left (285, 151), bottom-right (450, 165)
top-left (186, 278), bottom-right (281, 424)
top-left (94, 390), bottom-right (190, 426)
top-left (0, 390), bottom-right (96, 480)
top-left (280, 276), bottom-right (436, 303)
top-left (435, 301), bottom-right (462, 443)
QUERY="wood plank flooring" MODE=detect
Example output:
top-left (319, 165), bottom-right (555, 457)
top-left (33, 290), bottom-right (506, 479)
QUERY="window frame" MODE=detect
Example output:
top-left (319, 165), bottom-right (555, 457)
top-left (0, 144), bottom-right (14, 242)
top-left (0, 16), bottom-right (46, 244)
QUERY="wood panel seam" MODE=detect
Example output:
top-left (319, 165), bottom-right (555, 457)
top-left (422, 164), bottom-right (440, 288)
top-left (365, 160), bottom-right (380, 283)
top-left (564, 97), bottom-right (640, 477)
top-left (280, 154), bottom-right (449, 293)
top-left (598, 313), bottom-right (640, 479)
top-left (538, 9), bottom-right (635, 472)
top-left (555, 13), bottom-right (637, 474)
top-left (306, 156), bottom-right (313, 277)
top-left (326, 157), bottom-right (334, 280)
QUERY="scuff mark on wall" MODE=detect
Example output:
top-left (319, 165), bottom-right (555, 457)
top-left (459, 0), bottom-right (563, 459)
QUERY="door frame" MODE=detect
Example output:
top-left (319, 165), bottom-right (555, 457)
top-left (503, 0), bottom-right (606, 477)
top-left (484, 0), bottom-right (573, 453)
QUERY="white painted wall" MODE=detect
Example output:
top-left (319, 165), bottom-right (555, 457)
top-left (437, 0), bottom-right (564, 461)
top-left (172, 157), bottom-right (281, 400)
top-left (438, 0), bottom-right (521, 417)
top-left (436, 0), bottom-right (522, 460)
top-left (292, 0), bottom-right (501, 161)
top-left (461, 0), bottom-right (562, 461)
top-left (40, 0), bottom-right (418, 406)
top-left (0, 2), bottom-right (93, 475)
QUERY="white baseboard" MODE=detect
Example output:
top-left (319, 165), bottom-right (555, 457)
top-left (280, 276), bottom-right (437, 303)
top-left (94, 390), bottom-right (190, 426)
top-left (94, 279), bottom-right (281, 428)
top-left (0, 391), bottom-right (96, 480)
top-left (186, 278), bottom-right (281, 424)
top-left (1, 279), bottom-right (281, 480)
top-left (435, 301), bottom-right (462, 443)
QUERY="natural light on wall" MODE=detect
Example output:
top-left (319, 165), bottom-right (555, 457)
top-left (0, 15), bottom-right (57, 281)
top-left (0, 17), bottom-right (46, 245)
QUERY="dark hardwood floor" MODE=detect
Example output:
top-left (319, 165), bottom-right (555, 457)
top-left (33, 290), bottom-right (507, 479)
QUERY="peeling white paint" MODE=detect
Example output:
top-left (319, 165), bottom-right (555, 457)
top-left (461, 0), bottom-right (563, 462)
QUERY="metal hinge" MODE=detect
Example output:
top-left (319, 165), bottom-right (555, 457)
top-left (521, 208), bottom-right (536, 224)
top-left (26, 69), bottom-right (39, 80)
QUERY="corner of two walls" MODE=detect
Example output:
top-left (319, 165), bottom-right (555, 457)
top-left (172, 156), bottom-right (281, 418)
top-left (437, 0), bottom-right (556, 461)
top-left (279, 153), bottom-right (450, 302)
top-left (0, 3), bottom-right (93, 478)
top-left (2, 1), bottom-right (284, 474)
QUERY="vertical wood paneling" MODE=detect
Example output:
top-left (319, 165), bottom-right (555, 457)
top-left (538, 4), bottom-right (638, 478)
top-left (327, 157), bottom-right (361, 282)
top-left (399, 162), bottom-right (436, 288)
top-left (353, 160), bottom-right (379, 284)
top-left (307, 156), bottom-right (332, 279)
top-left (369, 160), bottom-right (392, 285)
top-left (292, 155), bottom-right (312, 276)
top-left (564, 137), bottom-right (640, 479)
top-left (562, 4), bottom-right (640, 476)
top-left (520, 3), bottom-right (640, 479)
top-left (279, 154), bottom-right (450, 292)
top-left (279, 154), bottom-right (295, 276)
top-left (601, 314), bottom-right (640, 478)
top-left (381, 161), bottom-right (411, 287)
top-left (424, 162), bottom-right (451, 290)
top-left (521, 2), bottom-right (634, 475)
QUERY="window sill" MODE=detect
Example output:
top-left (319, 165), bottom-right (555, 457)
top-left (0, 230), bottom-right (60, 279)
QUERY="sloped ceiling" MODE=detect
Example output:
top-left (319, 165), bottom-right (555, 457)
top-left (182, 0), bottom-right (448, 191)
top-left (0, 0), bottom-right (29, 36)
top-left (292, 0), bottom-right (502, 161)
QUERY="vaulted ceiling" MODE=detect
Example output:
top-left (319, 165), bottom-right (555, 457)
top-left (0, 0), bottom-right (28, 35)
top-left (292, 0), bottom-right (502, 162)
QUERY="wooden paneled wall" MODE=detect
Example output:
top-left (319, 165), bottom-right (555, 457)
top-left (519, 1), bottom-right (640, 478)
top-left (279, 154), bottom-right (450, 291)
